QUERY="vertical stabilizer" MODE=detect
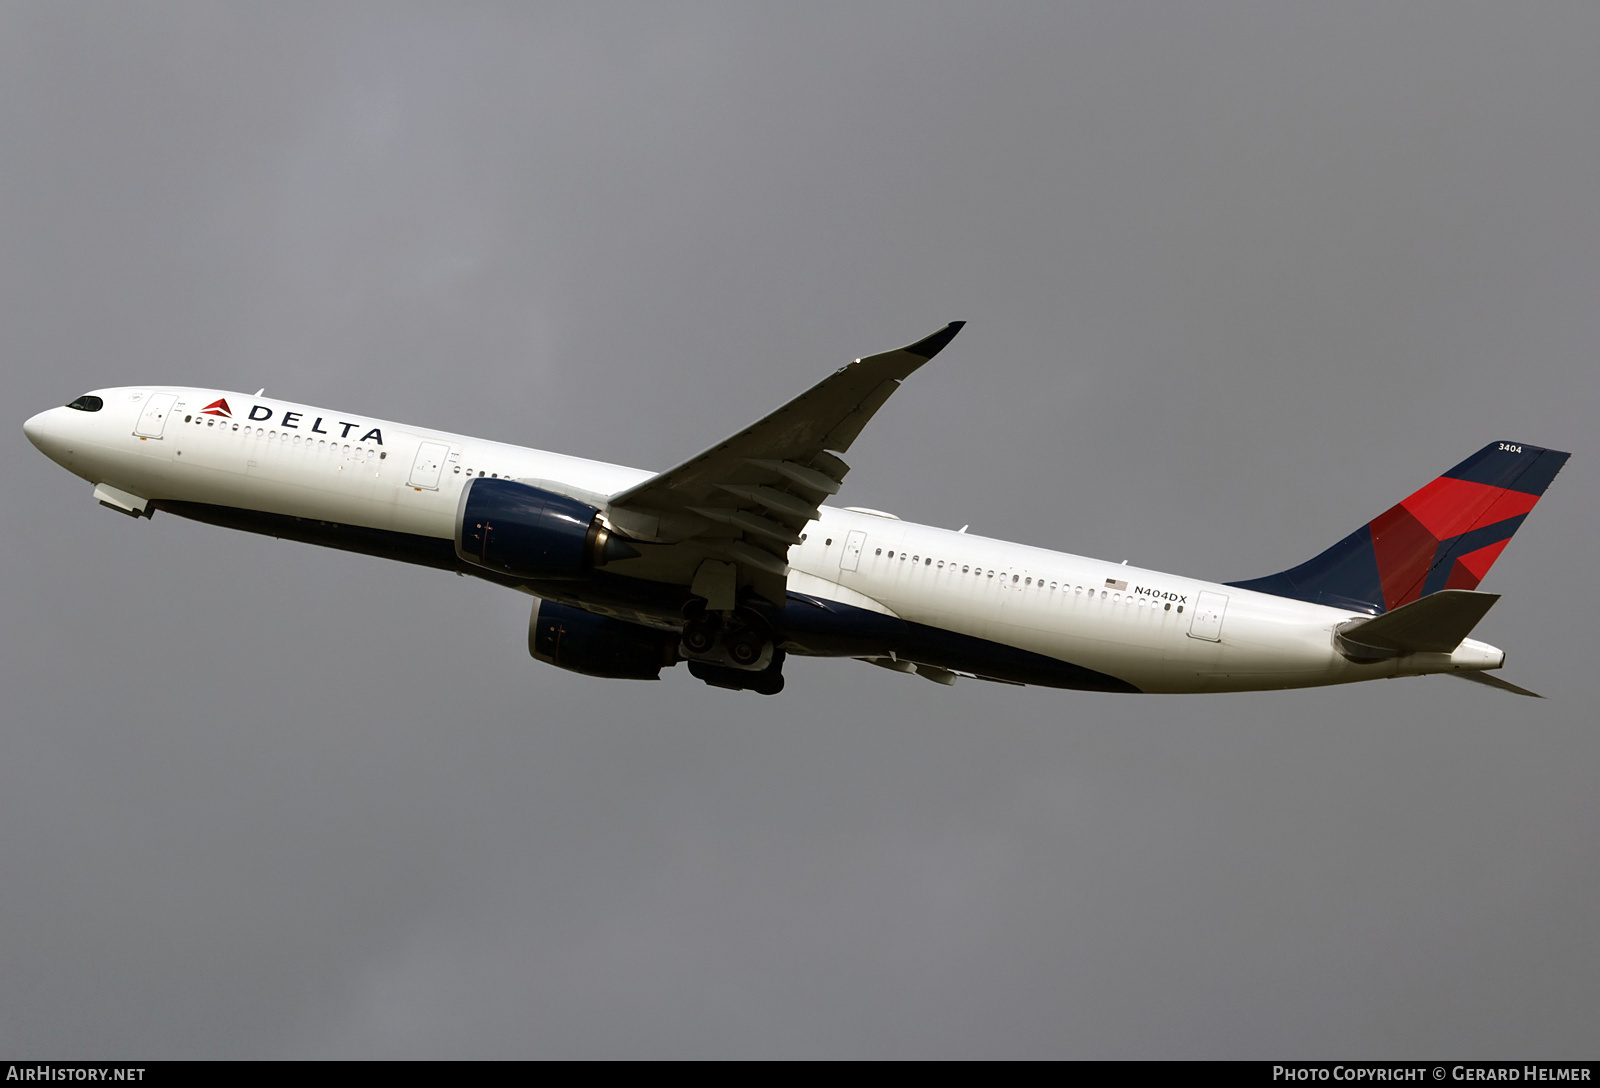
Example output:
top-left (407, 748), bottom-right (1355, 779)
top-left (1229, 442), bottom-right (1569, 613)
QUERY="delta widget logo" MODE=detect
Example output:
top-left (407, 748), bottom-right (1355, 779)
top-left (200, 399), bottom-right (232, 418)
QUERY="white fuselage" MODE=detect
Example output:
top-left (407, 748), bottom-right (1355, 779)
top-left (24, 386), bottom-right (1506, 694)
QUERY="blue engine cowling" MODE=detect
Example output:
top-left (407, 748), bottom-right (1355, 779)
top-left (528, 600), bottom-right (679, 680)
top-left (456, 478), bottom-right (637, 580)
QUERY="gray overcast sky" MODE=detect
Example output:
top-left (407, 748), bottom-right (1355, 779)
top-left (3, 2), bottom-right (1597, 1058)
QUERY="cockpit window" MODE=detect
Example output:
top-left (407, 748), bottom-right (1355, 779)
top-left (66, 395), bottom-right (103, 412)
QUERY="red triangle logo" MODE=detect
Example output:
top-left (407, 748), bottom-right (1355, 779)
top-left (200, 398), bottom-right (232, 418)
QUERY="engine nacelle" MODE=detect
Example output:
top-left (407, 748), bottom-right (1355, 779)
top-left (528, 600), bottom-right (680, 680)
top-left (456, 478), bottom-right (637, 580)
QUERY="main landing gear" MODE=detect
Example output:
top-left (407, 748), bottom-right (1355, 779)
top-left (680, 601), bottom-right (785, 695)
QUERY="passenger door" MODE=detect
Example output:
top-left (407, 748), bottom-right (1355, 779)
top-left (840, 530), bottom-right (867, 572)
top-left (1187, 591), bottom-right (1229, 641)
top-left (133, 393), bottom-right (178, 438)
top-left (408, 441), bottom-right (452, 489)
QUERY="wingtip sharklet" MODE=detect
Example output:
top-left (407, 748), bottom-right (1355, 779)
top-left (904, 321), bottom-right (966, 359)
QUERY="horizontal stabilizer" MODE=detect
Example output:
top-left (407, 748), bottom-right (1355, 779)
top-left (1336, 589), bottom-right (1499, 657)
top-left (1452, 670), bottom-right (1543, 699)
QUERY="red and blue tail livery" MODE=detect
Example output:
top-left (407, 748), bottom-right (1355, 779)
top-left (1229, 442), bottom-right (1570, 614)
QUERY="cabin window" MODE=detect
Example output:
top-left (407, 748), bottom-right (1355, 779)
top-left (875, 548), bottom-right (882, 556)
top-left (937, 561), bottom-right (944, 569)
top-left (1012, 575), bottom-right (1019, 583)
top-left (924, 557), bottom-right (931, 566)
top-left (1165, 603), bottom-right (1171, 611)
top-left (380, 452), bottom-right (386, 460)
top-left (825, 538), bottom-right (832, 546)
top-left (800, 534), bottom-right (808, 542)
top-left (1176, 605), bottom-right (1183, 613)
top-left (66, 395), bottom-right (103, 412)
top-left (886, 550), bottom-right (894, 558)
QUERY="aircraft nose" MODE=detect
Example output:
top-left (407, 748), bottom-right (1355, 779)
top-left (24, 407), bottom-right (70, 462)
top-left (23, 410), bottom-right (50, 450)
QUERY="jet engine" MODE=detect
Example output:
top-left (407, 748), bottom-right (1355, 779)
top-left (528, 599), bottom-right (680, 680)
top-left (456, 479), bottom-right (638, 580)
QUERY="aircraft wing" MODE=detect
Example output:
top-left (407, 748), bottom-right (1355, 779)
top-left (604, 322), bottom-right (965, 607)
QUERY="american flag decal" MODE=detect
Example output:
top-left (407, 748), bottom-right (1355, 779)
top-left (1105, 578), bottom-right (1128, 591)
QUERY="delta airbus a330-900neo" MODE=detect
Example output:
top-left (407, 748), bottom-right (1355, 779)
top-left (24, 323), bottom-right (1569, 697)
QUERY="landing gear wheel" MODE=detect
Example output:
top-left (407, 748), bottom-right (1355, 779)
top-left (726, 630), bottom-right (766, 667)
top-left (681, 612), bottom-right (721, 655)
top-left (687, 649), bottom-right (786, 695)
